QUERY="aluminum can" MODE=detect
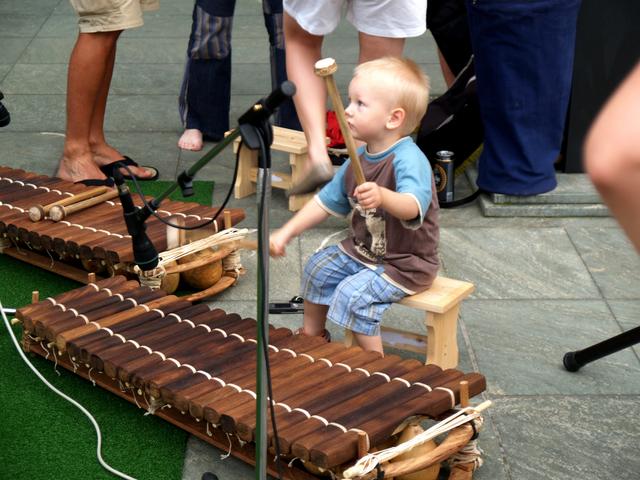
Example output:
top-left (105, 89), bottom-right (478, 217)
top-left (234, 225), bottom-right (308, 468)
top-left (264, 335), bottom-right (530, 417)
top-left (434, 150), bottom-right (455, 203)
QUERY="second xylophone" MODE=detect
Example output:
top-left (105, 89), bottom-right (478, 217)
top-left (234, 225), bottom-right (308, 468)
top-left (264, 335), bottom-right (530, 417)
top-left (15, 276), bottom-right (486, 475)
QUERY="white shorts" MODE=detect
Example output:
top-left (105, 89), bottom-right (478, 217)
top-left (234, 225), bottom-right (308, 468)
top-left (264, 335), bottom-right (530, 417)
top-left (284, 0), bottom-right (426, 38)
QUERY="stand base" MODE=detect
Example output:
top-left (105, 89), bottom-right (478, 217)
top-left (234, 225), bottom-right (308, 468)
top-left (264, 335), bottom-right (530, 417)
top-left (562, 351), bottom-right (581, 372)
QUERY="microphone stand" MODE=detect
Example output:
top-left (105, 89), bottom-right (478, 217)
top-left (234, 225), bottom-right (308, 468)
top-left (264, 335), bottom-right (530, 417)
top-left (113, 82), bottom-right (296, 480)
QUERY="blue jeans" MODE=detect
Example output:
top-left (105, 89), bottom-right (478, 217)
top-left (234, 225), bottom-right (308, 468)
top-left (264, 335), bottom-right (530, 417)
top-left (179, 0), bottom-right (300, 140)
top-left (466, 0), bottom-right (581, 195)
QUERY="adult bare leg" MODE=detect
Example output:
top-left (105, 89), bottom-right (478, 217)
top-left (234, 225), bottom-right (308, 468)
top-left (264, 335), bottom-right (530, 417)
top-left (437, 48), bottom-right (456, 88)
top-left (89, 32), bottom-right (155, 178)
top-left (357, 32), bottom-right (405, 63)
top-left (585, 63), bottom-right (640, 253)
top-left (58, 31), bottom-right (121, 183)
top-left (284, 13), bottom-right (334, 195)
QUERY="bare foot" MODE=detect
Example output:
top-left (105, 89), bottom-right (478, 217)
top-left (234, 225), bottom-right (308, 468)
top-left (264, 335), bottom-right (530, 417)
top-left (91, 142), bottom-right (156, 179)
top-left (288, 145), bottom-right (334, 195)
top-left (288, 159), bottom-right (334, 195)
top-left (57, 151), bottom-right (107, 183)
top-left (178, 129), bottom-right (204, 151)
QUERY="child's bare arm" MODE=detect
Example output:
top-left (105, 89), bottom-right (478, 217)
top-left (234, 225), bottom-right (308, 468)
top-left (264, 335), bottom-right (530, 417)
top-left (354, 182), bottom-right (419, 221)
top-left (270, 199), bottom-right (330, 257)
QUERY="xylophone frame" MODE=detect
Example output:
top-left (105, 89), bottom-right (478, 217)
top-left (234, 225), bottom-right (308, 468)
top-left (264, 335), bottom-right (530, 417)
top-left (22, 333), bottom-right (485, 480)
top-left (16, 276), bottom-right (487, 480)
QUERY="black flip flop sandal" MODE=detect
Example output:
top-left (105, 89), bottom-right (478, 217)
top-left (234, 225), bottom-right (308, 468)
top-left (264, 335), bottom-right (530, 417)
top-left (99, 156), bottom-right (159, 181)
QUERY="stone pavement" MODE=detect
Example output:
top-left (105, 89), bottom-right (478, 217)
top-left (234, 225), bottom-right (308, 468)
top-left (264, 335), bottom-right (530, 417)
top-left (1, 1), bottom-right (639, 479)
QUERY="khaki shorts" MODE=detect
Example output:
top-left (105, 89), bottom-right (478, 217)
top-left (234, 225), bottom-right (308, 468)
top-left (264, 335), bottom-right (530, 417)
top-left (70, 0), bottom-right (160, 33)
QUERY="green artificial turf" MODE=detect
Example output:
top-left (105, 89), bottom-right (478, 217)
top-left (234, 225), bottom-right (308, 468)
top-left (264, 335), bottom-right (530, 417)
top-left (0, 181), bottom-right (214, 480)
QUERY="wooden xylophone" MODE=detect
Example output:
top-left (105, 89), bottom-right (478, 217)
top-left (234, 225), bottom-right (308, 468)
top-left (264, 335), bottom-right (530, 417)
top-left (15, 276), bottom-right (486, 478)
top-left (0, 166), bottom-right (244, 280)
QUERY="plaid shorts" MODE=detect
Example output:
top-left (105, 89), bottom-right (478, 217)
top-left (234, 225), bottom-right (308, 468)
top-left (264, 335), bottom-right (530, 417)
top-left (301, 245), bottom-right (406, 336)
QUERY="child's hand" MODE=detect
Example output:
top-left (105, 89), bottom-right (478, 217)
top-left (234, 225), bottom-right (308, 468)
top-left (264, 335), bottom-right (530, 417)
top-left (269, 230), bottom-right (289, 257)
top-left (354, 182), bottom-right (383, 209)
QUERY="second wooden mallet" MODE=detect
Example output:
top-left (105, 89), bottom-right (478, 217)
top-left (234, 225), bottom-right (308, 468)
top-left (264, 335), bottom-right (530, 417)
top-left (314, 57), bottom-right (366, 186)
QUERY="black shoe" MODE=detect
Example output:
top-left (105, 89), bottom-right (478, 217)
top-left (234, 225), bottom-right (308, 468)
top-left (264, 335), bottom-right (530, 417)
top-left (0, 91), bottom-right (10, 128)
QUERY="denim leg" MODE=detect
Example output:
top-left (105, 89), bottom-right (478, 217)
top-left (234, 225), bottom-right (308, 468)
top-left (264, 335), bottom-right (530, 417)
top-left (179, 0), bottom-right (236, 140)
top-left (263, 0), bottom-right (301, 130)
top-left (466, 0), bottom-right (581, 195)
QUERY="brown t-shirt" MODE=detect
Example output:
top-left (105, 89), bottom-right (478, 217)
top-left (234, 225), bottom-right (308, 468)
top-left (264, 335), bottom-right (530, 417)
top-left (316, 138), bottom-right (440, 294)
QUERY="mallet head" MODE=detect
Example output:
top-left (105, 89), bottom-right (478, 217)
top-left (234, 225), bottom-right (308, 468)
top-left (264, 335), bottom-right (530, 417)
top-left (314, 57), bottom-right (338, 77)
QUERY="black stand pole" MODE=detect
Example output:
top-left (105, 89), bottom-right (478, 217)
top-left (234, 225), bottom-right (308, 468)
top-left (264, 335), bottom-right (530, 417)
top-left (563, 326), bottom-right (640, 372)
top-left (108, 82), bottom-right (297, 479)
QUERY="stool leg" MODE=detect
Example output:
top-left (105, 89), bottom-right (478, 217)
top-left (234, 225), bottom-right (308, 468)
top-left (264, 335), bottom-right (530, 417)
top-left (234, 145), bottom-right (257, 199)
top-left (426, 307), bottom-right (460, 369)
top-left (288, 152), bottom-right (315, 211)
top-left (344, 328), bottom-right (356, 347)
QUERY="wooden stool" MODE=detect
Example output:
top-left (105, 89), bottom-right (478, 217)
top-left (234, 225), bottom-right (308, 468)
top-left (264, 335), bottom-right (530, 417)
top-left (344, 276), bottom-right (474, 369)
top-left (233, 126), bottom-right (316, 211)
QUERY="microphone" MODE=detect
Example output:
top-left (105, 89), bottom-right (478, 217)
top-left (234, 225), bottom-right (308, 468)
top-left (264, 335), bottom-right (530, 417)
top-left (0, 91), bottom-right (10, 128)
top-left (238, 81), bottom-right (296, 126)
top-left (112, 169), bottom-right (159, 270)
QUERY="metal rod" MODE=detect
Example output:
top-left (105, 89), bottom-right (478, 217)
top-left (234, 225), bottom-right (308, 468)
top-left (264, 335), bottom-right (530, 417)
top-left (564, 325), bottom-right (640, 371)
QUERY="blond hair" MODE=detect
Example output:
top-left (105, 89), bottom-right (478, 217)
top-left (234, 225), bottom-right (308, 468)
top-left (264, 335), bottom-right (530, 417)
top-left (353, 57), bottom-right (430, 135)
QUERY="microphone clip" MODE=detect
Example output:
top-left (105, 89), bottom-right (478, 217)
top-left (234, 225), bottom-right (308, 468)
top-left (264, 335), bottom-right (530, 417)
top-left (112, 168), bottom-right (159, 270)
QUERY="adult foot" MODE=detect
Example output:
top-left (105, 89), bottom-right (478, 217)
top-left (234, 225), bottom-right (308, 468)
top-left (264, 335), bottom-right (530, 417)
top-left (92, 142), bottom-right (157, 179)
top-left (178, 129), bottom-right (204, 151)
top-left (288, 160), bottom-right (334, 196)
top-left (57, 151), bottom-right (107, 183)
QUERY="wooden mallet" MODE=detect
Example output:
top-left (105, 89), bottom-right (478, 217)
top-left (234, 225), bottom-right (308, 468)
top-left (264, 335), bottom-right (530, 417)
top-left (314, 57), bottom-right (366, 186)
top-left (28, 186), bottom-right (110, 222)
top-left (49, 188), bottom-right (119, 222)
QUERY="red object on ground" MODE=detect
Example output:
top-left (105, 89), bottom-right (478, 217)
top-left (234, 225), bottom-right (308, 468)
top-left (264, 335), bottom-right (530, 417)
top-left (326, 110), bottom-right (345, 148)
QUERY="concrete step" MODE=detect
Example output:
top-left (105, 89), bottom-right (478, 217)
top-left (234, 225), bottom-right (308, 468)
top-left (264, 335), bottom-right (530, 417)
top-left (460, 166), bottom-right (610, 217)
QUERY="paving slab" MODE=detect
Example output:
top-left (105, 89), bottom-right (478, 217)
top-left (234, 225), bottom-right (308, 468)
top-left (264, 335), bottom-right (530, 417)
top-left (2, 64), bottom-right (68, 95)
top-left (0, 0), bottom-right (59, 15)
top-left (0, 64), bottom-right (12, 83)
top-left (182, 434), bottom-right (259, 480)
top-left (439, 227), bottom-right (601, 299)
top-left (3, 94), bottom-right (65, 133)
top-left (462, 299), bottom-right (640, 395)
top-left (0, 93), bottom-right (182, 133)
top-left (491, 396), bottom-right (640, 480)
top-left (0, 132), bottom-right (64, 175)
top-left (0, 14), bottom-right (48, 38)
top-left (0, 38), bottom-right (31, 64)
top-left (607, 300), bottom-right (640, 358)
top-left (567, 226), bottom-right (640, 300)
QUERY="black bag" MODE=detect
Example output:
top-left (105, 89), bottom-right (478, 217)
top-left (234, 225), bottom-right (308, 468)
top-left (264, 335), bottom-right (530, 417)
top-left (427, 0), bottom-right (473, 77)
top-left (417, 56), bottom-right (484, 207)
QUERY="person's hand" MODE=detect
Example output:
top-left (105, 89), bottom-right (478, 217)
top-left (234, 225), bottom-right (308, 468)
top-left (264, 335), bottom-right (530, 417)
top-left (354, 182), bottom-right (383, 209)
top-left (269, 229), bottom-right (289, 257)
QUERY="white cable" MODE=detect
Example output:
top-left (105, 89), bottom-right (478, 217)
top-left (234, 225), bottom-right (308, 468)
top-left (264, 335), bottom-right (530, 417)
top-left (0, 299), bottom-right (136, 480)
